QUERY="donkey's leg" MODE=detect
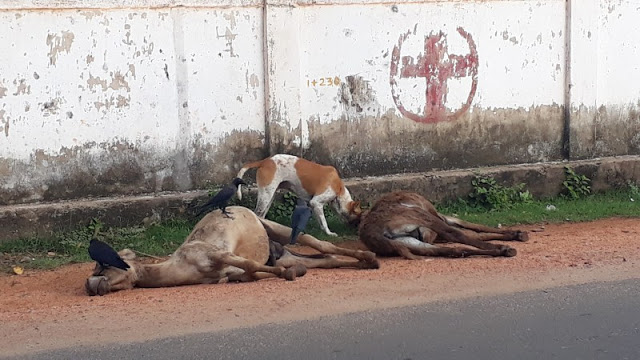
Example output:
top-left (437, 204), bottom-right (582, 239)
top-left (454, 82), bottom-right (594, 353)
top-left (224, 268), bottom-right (306, 282)
top-left (442, 215), bottom-right (528, 242)
top-left (276, 251), bottom-right (374, 270)
top-left (431, 221), bottom-right (517, 255)
top-left (211, 252), bottom-right (300, 281)
top-left (435, 228), bottom-right (527, 243)
top-left (260, 218), bottom-right (378, 266)
top-left (392, 236), bottom-right (515, 258)
top-left (297, 234), bottom-right (379, 263)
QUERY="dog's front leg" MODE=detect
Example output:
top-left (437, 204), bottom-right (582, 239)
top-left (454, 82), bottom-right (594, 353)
top-left (309, 198), bottom-right (337, 236)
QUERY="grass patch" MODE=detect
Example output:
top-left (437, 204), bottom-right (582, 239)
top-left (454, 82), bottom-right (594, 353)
top-left (0, 219), bottom-right (194, 274)
top-left (0, 188), bottom-right (638, 273)
top-left (439, 189), bottom-right (639, 227)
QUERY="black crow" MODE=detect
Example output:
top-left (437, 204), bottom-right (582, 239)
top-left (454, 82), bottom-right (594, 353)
top-left (196, 177), bottom-right (247, 218)
top-left (88, 238), bottom-right (130, 271)
top-left (290, 197), bottom-right (312, 244)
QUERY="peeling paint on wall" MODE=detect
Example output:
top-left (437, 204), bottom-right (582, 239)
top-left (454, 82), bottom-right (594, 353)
top-left (46, 30), bottom-right (75, 66)
top-left (12, 79), bottom-right (31, 96)
top-left (338, 75), bottom-right (375, 113)
top-left (0, 109), bottom-right (8, 137)
top-left (0, 7), bottom-right (265, 205)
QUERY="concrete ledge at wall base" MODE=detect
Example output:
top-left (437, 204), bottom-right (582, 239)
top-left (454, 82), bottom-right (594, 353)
top-left (0, 191), bottom-right (208, 242)
top-left (1, 155), bottom-right (639, 242)
top-left (345, 155), bottom-right (640, 206)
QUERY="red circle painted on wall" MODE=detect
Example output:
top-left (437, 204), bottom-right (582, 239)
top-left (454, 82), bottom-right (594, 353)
top-left (390, 26), bottom-right (479, 124)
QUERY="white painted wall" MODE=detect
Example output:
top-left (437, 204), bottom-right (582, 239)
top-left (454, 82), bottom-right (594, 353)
top-left (596, 0), bottom-right (640, 106)
top-left (294, 1), bottom-right (566, 123)
top-left (0, 0), bottom-right (638, 204)
top-left (569, 0), bottom-right (640, 157)
top-left (0, 2), bottom-right (266, 202)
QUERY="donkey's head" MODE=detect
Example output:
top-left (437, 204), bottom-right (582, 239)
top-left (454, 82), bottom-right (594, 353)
top-left (85, 249), bottom-right (138, 296)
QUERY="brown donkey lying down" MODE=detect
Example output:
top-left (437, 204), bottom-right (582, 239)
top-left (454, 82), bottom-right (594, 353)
top-left (358, 191), bottom-right (528, 260)
top-left (86, 206), bottom-right (379, 296)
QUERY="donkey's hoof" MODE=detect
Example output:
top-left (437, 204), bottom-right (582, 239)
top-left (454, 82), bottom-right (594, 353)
top-left (358, 258), bottom-right (380, 270)
top-left (515, 231), bottom-right (529, 242)
top-left (502, 247), bottom-right (517, 257)
top-left (362, 251), bottom-right (377, 263)
top-left (283, 264), bottom-right (307, 281)
top-left (292, 264), bottom-right (307, 277)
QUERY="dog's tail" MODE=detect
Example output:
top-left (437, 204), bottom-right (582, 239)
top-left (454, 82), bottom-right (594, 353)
top-left (236, 158), bottom-right (269, 200)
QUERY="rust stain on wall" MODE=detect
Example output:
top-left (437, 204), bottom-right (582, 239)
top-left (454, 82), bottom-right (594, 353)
top-left (46, 31), bottom-right (75, 66)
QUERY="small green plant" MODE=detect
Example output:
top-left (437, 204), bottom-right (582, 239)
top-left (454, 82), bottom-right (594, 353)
top-left (468, 175), bottom-right (533, 210)
top-left (87, 218), bottom-right (104, 236)
top-left (266, 191), bottom-right (298, 221)
top-left (627, 180), bottom-right (640, 200)
top-left (562, 166), bottom-right (591, 200)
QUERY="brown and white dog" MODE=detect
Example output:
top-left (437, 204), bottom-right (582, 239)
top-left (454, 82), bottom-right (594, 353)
top-left (236, 154), bottom-right (362, 236)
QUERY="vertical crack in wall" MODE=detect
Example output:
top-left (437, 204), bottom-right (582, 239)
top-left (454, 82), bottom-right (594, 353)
top-left (170, 8), bottom-right (192, 190)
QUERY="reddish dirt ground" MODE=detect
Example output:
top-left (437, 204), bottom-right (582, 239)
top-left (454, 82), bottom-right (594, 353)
top-left (1, 217), bottom-right (639, 357)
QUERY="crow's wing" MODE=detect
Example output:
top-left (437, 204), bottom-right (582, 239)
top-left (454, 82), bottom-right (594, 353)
top-left (196, 184), bottom-right (237, 216)
top-left (196, 185), bottom-right (236, 217)
top-left (88, 239), bottom-right (130, 270)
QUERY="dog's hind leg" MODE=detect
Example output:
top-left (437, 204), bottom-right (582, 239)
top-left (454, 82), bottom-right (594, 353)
top-left (254, 185), bottom-right (278, 218)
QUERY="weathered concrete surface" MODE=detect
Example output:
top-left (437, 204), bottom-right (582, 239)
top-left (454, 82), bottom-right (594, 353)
top-left (304, 105), bottom-right (564, 178)
top-left (345, 155), bottom-right (640, 205)
top-left (0, 6), bottom-right (265, 205)
top-left (0, 191), bottom-right (205, 241)
top-left (1, 155), bottom-right (638, 242)
top-left (569, 0), bottom-right (640, 159)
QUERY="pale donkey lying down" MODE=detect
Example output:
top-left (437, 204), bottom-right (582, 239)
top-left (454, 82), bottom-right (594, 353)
top-left (358, 191), bottom-right (529, 259)
top-left (85, 206), bottom-right (379, 296)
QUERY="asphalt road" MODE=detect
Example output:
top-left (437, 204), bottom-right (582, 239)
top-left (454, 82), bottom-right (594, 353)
top-left (7, 278), bottom-right (640, 360)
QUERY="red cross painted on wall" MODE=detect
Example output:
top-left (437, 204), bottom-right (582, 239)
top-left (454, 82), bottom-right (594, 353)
top-left (390, 27), bottom-right (479, 124)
